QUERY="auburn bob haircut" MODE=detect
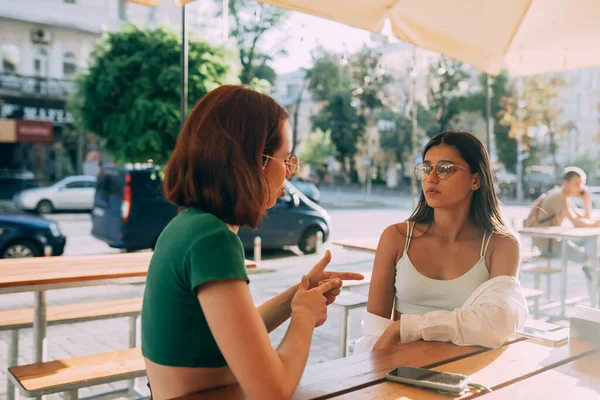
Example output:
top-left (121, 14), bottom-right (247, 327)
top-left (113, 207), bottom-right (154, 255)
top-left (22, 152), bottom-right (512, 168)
top-left (164, 85), bottom-right (289, 229)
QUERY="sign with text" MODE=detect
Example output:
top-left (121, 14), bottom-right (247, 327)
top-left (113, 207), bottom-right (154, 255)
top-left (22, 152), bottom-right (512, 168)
top-left (0, 95), bottom-right (72, 126)
top-left (16, 120), bottom-right (53, 143)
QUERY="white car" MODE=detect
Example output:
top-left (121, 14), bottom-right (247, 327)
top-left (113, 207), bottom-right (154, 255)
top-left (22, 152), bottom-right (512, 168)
top-left (13, 176), bottom-right (97, 214)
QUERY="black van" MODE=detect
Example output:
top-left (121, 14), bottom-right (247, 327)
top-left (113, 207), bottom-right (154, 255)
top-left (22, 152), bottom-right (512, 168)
top-left (91, 167), bottom-right (331, 254)
top-left (91, 165), bottom-right (177, 251)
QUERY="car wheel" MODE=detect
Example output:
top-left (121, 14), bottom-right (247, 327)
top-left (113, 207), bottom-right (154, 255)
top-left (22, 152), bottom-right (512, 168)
top-left (298, 227), bottom-right (323, 254)
top-left (36, 200), bottom-right (54, 214)
top-left (1, 240), bottom-right (42, 258)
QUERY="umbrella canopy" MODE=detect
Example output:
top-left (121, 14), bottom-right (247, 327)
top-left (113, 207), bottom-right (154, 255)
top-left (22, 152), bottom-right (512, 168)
top-left (257, 0), bottom-right (600, 76)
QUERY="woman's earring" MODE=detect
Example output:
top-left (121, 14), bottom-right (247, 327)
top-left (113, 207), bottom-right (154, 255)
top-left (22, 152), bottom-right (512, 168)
top-left (472, 185), bottom-right (478, 191)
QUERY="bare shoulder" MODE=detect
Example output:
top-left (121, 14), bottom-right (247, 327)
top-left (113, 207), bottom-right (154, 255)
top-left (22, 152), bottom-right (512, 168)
top-left (490, 233), bottom-right (520, 255)
top-left (376, 222), bottom-right (406, 259)
top-left (488, 233), bottom-right (521, 277)
top-left (380, 222), bottom-right (405, 241)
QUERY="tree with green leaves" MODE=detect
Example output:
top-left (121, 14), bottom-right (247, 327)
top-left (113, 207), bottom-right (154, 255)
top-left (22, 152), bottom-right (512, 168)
top-left (463, 70), bottom-right (518, 172)
top-left (307, 50), bottom-right (351, 101)
top-left (218, 0), bottom-right (287, 86)
top-left (308, 47), bottom-right (394, 182)
top-left (499, 75), bottom-right (572, 198)
top-left (70, 26), bottom-right (240, 165)
top-left (424, 56), bottom-right (471, 137)
top-left (299, 128), bottom-right (337, 175)
top-left (311, 90), bottom-right (365, 173)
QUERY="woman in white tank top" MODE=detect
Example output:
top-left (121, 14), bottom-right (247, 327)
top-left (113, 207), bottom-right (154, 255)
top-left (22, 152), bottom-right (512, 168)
top-left (367, 130), bottom-right (520, 350)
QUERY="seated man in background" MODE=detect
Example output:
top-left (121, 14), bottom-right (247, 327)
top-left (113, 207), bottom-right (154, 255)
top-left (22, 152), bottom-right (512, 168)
top-left (523, 166), bottom-right (599, 292)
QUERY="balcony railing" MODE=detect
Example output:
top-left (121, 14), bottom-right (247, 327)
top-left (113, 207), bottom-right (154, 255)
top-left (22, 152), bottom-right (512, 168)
top-left (0, 73), bottom-right (75, 99)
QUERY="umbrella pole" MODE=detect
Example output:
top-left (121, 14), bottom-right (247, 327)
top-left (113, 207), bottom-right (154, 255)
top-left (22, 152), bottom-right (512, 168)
top-left (180, 3), bottom-right (189, 128)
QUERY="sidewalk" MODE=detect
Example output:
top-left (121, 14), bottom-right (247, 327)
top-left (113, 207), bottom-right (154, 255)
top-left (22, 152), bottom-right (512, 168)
top-left (319, 187), bottom-right (531, 210)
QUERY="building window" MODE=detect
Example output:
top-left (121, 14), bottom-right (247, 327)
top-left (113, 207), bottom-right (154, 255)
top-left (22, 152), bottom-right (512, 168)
top-left (1, 44), bottom-right (20, 73)
top-left (33, 48), bottom-right (49, 77)
top-left (63, 52), bottom-right (77, 77)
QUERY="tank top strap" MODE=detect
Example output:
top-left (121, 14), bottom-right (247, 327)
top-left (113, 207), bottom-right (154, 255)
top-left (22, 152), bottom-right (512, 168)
top-left (404, 221), bottom-right (415, 252)
top-left (480, 231), bottom-right (493, 258)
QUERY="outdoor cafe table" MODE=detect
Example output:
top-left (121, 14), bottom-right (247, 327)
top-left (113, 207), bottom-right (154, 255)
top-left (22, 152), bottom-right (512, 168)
top-left (174, 330), bottom-right (599, 400)
top-left (519, 227), bottom-right (600, 315)
top-left (0, 252), bottom-right (257, 364)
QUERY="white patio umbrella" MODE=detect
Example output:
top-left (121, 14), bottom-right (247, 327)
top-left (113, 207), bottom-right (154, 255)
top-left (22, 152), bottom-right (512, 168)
top-left (256, 0), bottom-right (600, 77)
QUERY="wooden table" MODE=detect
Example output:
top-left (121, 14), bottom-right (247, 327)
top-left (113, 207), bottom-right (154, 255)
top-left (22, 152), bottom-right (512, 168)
top-left (0, 252), bottom-right (257, 364)
top-left (177, 331), bottom-right (599, 400)
top-left (333, 238), bottom-right (379, 254)
top-left (519, 227), bottom-right (600, 315)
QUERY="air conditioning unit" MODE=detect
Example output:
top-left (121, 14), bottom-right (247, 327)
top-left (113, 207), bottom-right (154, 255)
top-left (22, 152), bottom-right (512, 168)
top-left (31, 29), bottom-right (53, 44)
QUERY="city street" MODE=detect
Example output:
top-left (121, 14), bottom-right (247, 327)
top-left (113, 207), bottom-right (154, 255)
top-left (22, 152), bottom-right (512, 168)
top-left (0, 201), bottom-right (593, 400)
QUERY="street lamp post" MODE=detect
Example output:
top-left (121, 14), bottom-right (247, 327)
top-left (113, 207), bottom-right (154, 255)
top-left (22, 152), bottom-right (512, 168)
top-left (124, 0), bottom-right (195, 127)
top-left (409, 47), bottom-right (419, 209)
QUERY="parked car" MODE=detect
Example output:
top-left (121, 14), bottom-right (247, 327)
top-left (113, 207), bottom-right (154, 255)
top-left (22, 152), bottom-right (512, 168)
top-left (91, 165), bottom-right (178, 252)
top-left (289, 177), bottom-right (320, 203)
top-left (0, 211), bottom-right (66, 258)
top-left (237, 182), bottom-right (331, 254)
top-left (0, 170), bottom-right (37, 200)
top-left (91, 167), bottom-right (331, 254)
top-left (13, 175), bottom-right (97, 213)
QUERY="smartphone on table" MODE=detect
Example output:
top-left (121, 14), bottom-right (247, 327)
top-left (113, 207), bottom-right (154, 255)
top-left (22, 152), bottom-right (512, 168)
top-left (386, 366), bottom-right (470, 394)
top-left (516, 327), bottom-right (569, 346)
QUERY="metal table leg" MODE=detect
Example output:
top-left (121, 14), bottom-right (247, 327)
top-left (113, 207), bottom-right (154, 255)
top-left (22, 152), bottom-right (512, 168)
top-left (560, 240), bottom-right (568, 318)
top-left (592, 238), bottom-right (599, 308)
top-left (339, 307), bottom-right (349, 358)
top-left (33, 291), bottom-right (47, 363)
top-left (33, 291), bottom-right (47, 400)
top-left (7, 330), bottom-right (18, 400)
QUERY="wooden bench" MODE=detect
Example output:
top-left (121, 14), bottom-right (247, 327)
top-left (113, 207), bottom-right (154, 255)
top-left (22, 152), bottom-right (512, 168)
top-left (2, 298), bottom-right (142, 400)
top-left (521, 260), bottom-right (560, 301)
top-left (520, 287), bottom-right (544, 317)
top-left (8, 348), bottom-right (146, 400)
top-left (330, 292), bottom-right (369, 357)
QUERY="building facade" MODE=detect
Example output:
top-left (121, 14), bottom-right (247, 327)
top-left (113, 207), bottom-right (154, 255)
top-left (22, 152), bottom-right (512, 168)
top-left (0, 0), bottom-right (190, 184)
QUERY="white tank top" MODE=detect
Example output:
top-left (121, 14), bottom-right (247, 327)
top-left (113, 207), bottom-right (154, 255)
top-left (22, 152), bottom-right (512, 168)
top-left (394, 221), bottom-right (492, 315)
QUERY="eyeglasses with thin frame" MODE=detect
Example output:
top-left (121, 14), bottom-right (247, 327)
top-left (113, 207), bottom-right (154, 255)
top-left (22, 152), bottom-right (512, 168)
top-left (414, 161), bottom-right (468, 181)
top-left (263, 154), bottom-right (299, 177)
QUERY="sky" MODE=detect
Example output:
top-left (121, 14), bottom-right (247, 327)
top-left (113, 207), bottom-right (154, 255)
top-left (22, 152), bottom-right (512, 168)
top-left (187, 1), bottom-right (380, 74)
top-left (262, 11), bottom-right (376, 73)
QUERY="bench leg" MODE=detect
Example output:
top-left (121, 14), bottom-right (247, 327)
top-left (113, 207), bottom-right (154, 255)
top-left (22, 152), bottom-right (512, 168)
top-left (7, 330), bottom-right (19, 400)
top-left (339, 308), bottom-right (349, 358)
top-left (63, 390), bottom-right (78, 400)
top-left (128, 315), bottom-right (138, 393)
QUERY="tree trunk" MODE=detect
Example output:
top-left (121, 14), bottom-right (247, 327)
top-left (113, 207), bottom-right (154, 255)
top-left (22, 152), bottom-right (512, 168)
top-left (292, 77), bottom-right (308, 151)
top-left (548, 123), bottom-right (560, 181)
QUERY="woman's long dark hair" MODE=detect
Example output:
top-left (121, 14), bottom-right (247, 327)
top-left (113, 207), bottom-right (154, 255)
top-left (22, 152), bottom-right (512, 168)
top-left (408, 130), bottom-right (514, 238)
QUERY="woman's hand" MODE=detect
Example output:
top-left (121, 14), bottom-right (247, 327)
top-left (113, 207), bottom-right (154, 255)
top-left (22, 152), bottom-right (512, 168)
top-left (306, 250), bottom-right (364, 304)
top-left (373, 322), bottom-right (401, 351)
top-left (291, 276), bottom-right (342, 327)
